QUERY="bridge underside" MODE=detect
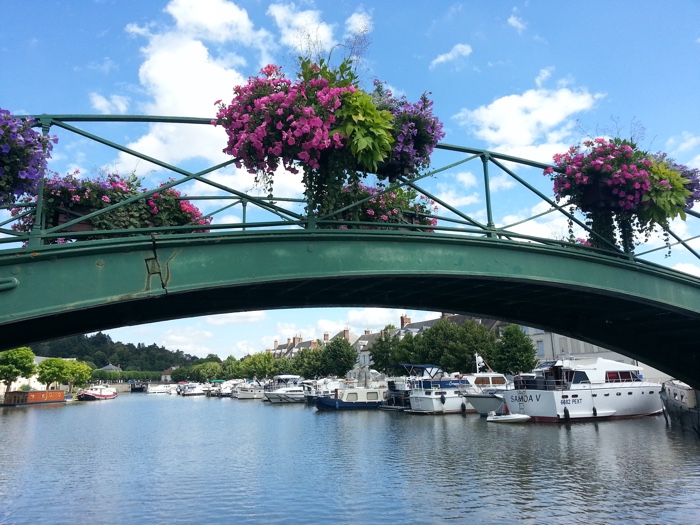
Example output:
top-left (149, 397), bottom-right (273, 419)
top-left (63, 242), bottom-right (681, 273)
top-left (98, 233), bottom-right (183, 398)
top-left (1, 232), bottom-right (699, 388)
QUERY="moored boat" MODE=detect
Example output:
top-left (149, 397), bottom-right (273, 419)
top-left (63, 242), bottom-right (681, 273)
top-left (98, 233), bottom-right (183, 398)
top-left (660, 379), bottom-right (700, 437)
top-left (147, 384), bottom-right (178, 394)
top-left (486, 411), bottom-right (531, 424)
top-left (76, 384), bottom-right (118, 401)
top-left (502, 357), bottom-right (662, 423)
top-left (406, 365), bottom-right (472, 415)
top-left (315, 387), bottom-right (386, 411)
top-left (1, 390), bottom-right (66, 407)
top-left (264, 375), bottom-right (305, 403)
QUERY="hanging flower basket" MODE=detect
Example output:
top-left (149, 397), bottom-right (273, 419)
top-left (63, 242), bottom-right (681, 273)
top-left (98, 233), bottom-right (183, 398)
top-left (545, 137), bottom-right (700, 252)
top-left (213, 59), bottom-right (444, 216)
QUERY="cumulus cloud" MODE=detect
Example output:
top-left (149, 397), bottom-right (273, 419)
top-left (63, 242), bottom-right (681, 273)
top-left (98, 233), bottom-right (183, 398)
top-left (508, 9), bottom-right (527, 34)
top-left (161, 326), bottom-right (214, 357)
top-left (436, 171), bottom-right (481, 207)
top-left (267, 3), bottom-right (335, 54)
top-left (430, 43), bottom-right (472, 69)
top-left (672, 263), bottom-right (700, 277)
top-left (345, 8), bottom-right (373, 36)
top-left (89, 93), bottom-right (130, 114)
top-left (535, 67), bottom-right (554, 88)
top-left (454, 84), bottom-right (605, 162)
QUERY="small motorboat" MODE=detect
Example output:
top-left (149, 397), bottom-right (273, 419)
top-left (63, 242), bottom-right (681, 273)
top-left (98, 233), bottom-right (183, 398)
top-left (486, 410), bottom-right (531, 423)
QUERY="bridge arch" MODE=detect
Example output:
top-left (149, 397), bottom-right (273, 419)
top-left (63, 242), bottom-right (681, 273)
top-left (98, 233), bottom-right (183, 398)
top-left (1, 231), bottom-right (699, 387)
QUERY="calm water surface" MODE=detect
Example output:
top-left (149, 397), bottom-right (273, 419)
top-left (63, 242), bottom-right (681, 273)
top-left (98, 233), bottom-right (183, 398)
top-left (1, 393), bottom-right (699, 524)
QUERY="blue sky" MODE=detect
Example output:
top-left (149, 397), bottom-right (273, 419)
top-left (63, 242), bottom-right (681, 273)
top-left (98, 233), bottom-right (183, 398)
top-left (2, 1), bottom-right (700, 359)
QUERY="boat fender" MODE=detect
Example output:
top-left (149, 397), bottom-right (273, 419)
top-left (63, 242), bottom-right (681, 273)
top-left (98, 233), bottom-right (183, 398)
top-left (563, 406), bottom-right (570, 421)
top-left (461, 402), bottom-right (466, 413)
top-left (592, 406), bottom-right (597, 417)
top-left (440, 394), bottom-right (446, 405)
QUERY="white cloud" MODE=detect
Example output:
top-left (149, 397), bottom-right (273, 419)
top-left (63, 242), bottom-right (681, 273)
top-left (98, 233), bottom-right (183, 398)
top-left (535, 67), bottom-right (554, 88)
top-left (345, 8), bottom-right (373, 36)
top-left (435, 171), bottom-right (480, 207)
top-left (161, 326), bottom-right (214, 357)
top-left (267, 3), bottom-right (335, 54)
top-left (430, 43), bottom-right (472, 69)
top-left (454, 86), bottom-right (605, 161)
top-left (673, 263), bottom-right (700, 277)
top-left (206, 311), bottom-right (267, 326)
top-left (508, 9), bottom-right (527, 34)
top-left (489, 174), bottom-right (516, 192)
top-left (89, 93), bottom-right (130, 114)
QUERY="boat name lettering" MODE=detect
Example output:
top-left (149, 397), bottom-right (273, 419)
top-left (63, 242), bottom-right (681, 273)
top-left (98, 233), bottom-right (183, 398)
top-left (509, 394), bottom-right (541, 403)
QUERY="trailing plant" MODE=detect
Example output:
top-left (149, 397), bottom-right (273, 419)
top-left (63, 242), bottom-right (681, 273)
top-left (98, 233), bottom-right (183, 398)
top-left (11, 170), bottom-right (210, 242)
top-left (545, 137), bottom-right (699, 252)
top-left (322, 182), bottom-right (438, 230)
top-left (214, 58), bottom-right (444, 220)
top-left (0, 108), bottom-right (57, 205)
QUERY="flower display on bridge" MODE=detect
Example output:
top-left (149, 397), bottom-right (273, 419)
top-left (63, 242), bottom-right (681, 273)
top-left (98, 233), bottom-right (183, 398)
top-left (213, 58), bottom-right (444, 217)
top-left (11, 170), bottom-right (210, 242)
top-left (322, 182), bottom-right (438, 230)
top-left (0, 108), bottom-right (57, 206)
top-left (544, 137), bottom-right (700, 252)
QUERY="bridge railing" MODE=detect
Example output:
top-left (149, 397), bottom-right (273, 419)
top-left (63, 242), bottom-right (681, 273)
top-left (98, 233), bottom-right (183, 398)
top-left (2, 114), bottom-right (700, 270)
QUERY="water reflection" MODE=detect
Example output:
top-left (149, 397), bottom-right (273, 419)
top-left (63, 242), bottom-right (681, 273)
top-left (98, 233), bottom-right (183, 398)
top-left (1, 395), bottom-right (699, 524)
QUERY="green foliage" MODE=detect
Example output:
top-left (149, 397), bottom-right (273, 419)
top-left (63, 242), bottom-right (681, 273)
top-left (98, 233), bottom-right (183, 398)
top-left (65, 361), bottom-right (93, 392)
top-left (367, 332), bottom-right (401, 373)
top-left (0, 347), bottom-right (36, 391)
top-left (320, 338), bottom-right (358, 377)
top-left (333, 89), bottom-right (394, 173)
top-left (492, 325), bottom-right (539, 375)
top-left (641, 162), bottom-right (692, 227)
top-left (31, 333), bottom-right (200, 373)
top-left (190, 362), bottom-right (223, 382)
top-left (412, 319), bottom-right (497, 373)
top-left (37, 358), bottom-right (69, 389)
top-left (293, 346), bottom-right (325, 378)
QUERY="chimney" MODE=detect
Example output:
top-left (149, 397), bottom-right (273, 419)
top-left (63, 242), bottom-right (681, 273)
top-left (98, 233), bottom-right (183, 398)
top-left (364, 329), bottom-right (371, 335)
top-left (310, 340), bottom-right (318, 350)
top-left (323, 331), bottom-right (329, 342)
top-left (344, 328), bottom-right (350, 341)
top-left (273, 339), bottom-right (278, 349)
top-left (441, 312), bottom-right (450, 319)
top-left (400, 314), bottom-right (411, 328)
top-left (287, 337), bottom-right (291, 345)
top-left (293, 335), bottom-right (302, 346)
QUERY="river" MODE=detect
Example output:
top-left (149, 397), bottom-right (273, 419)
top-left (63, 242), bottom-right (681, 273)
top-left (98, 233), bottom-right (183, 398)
top-left (1, 392), bottom-right (698, 524)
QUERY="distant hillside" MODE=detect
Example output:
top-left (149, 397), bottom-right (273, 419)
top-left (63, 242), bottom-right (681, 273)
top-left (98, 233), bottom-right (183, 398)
top-left (31, 332), bottom-right (201, 372)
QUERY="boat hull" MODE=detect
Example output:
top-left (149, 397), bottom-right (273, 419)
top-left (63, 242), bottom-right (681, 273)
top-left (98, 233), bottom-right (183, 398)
top-left (486, 413), bottom-right (531, 423)
top-left (315, 397), bottom-right (383, 411)
top-left (408, 389), bottom-right (470, 414)
top-left (660, 380), bottom-right (700, 436)
top-left (264, 392), bottom-right (305, 403)
top-left (77, 391), bottom-right (117, 401)
top-left (462, 392), bottom-right (505, 416)
top-left (502, 383), bottom-right (663, 423)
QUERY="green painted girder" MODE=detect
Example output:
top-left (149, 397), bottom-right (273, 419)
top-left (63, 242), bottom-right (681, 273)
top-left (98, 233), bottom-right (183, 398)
top-left (1, 231), bottom-right (699, 387)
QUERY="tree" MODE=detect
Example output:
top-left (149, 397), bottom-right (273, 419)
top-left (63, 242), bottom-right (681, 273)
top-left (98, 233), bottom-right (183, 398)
top-left (293, 346), bottom-right (324, 378)
top-left (369, 331), bottom-right (401, 373)
top-left (320, 338), bottom-right (358, 377)
top-left (492, 325), bottom-right (539, 375)
top-left (0, 347), bottom-right (37, 392)
top-left (37, 358), bottom-right (68, 389)
top-left (240, 352), bottom-right (279, 379)
top-left (64, 361), bottom-right (93, 392)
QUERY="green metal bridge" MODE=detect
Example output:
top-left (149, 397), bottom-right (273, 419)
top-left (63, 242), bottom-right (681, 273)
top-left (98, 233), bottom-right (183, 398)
top-left (2, 115), bottom-right (699, 388)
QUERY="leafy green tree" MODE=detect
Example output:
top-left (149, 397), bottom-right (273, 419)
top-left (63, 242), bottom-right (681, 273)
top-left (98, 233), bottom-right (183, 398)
top-left (171, 366), bottom-right (191, 382)
top-left (293, 346), bottom-right (324, 378)
top-left (240, 352), bottom-right (279, 379)
top-left (191, 362), bottom-right (223, 382)
top-left (492, 325), bottom-right (539, 375)
top-left (37, 358), bottom-right (68, 389)
top-left (0, 347), bottom-right (36, 392)
top-left (65, 361), bottom-right (93, 392)
top-left (369, 331), bottom-right (401, 373)
top-left (320, 338), bottom-right (357, 377)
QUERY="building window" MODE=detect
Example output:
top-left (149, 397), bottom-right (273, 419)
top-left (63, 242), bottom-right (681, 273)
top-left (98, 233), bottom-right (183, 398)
top-left (536, 340), bottom-right (545, 357)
